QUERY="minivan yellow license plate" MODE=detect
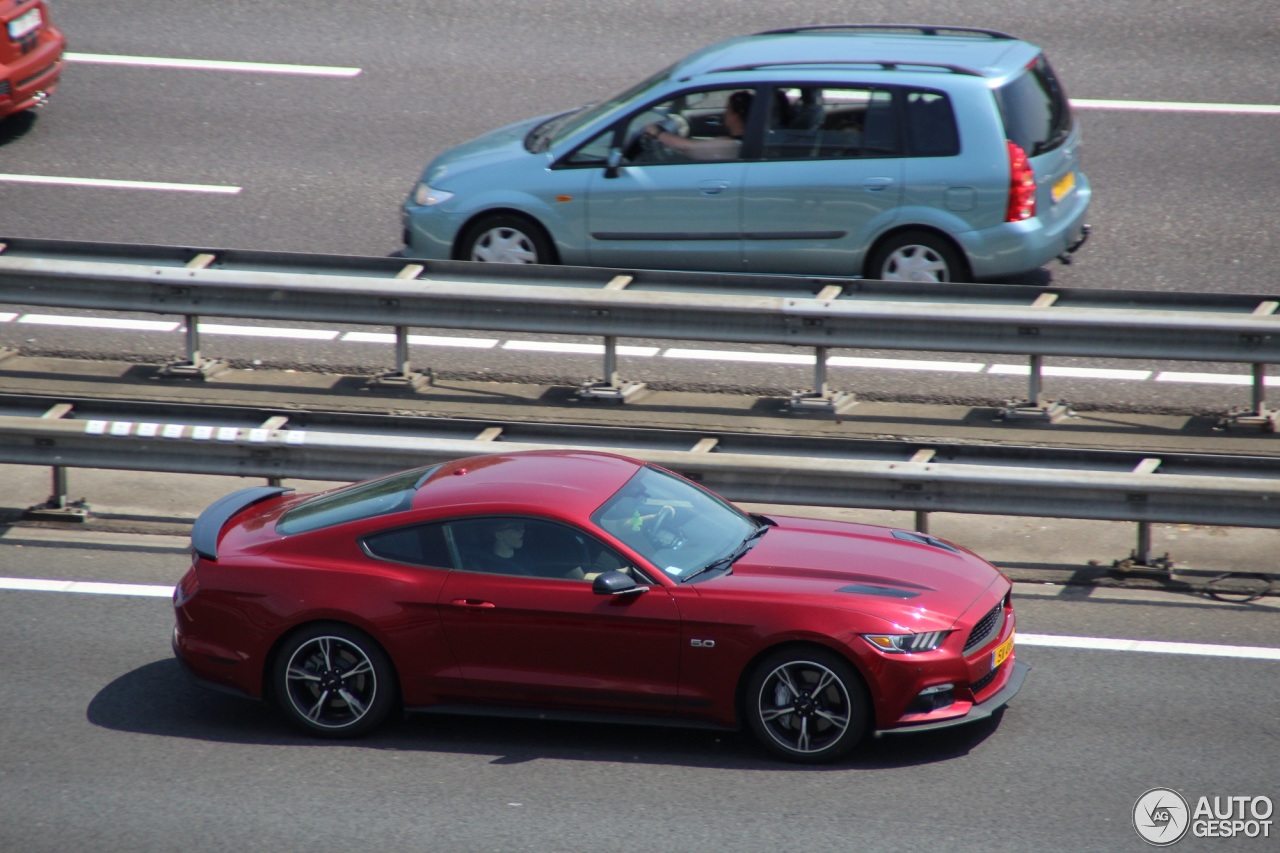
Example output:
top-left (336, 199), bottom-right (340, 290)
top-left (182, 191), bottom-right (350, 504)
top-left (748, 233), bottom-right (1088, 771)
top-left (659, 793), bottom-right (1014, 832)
top-left (992, 633), bottom-right (1015, 668)
top-left (1052, 171), bottom-right (1076, 203)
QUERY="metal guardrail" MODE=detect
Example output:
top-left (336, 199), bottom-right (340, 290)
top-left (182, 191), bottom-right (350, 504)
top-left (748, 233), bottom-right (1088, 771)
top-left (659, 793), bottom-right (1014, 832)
top-left (0, 396), bottom-right (1277, 569)
top-left (1, 237), bottom-right (1279, 422)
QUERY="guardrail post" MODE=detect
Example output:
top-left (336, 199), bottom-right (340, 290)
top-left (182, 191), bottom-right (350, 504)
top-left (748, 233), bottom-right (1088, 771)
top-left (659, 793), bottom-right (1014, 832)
top-left (1111, 520), bottom-right (1173, 577)
top-left (1220, 363), bottom-right (1279, 431)
top-left (999, 354), bottom-right (1072, 423)
top-left (159, 314), bottom-right (226, 379)
top-left (24, 465), bottom-right (89, 522)
top-left (788, 346), bottom-right (857, 414)
top-left (369, 325), bottom-right (431, 390)
top-left (915, 510), bottom-right (930, 534)
top-left (578, 335), bottom-right (646, 402)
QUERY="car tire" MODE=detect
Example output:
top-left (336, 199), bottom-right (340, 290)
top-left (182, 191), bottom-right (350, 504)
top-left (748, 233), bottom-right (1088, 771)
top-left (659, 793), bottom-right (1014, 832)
top-left (270, 622), bottom-right (396, 738)
top-left (867, 230), bottom-right (967, 283)
top-left (458, 214), bottom-right (556, 264)
top-left (745, 646), bottom-right (869, 763)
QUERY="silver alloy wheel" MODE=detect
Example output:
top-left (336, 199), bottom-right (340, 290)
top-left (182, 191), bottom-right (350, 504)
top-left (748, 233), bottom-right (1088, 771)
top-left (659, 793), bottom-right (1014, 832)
top-left (283, 634), bottom-right (379, 730)
top-left (470, 226), bottom-right (539, 263)
top-left (881, 243), bottom-right (951, 282)
top-left (755, 658), bottom-right (853, 755)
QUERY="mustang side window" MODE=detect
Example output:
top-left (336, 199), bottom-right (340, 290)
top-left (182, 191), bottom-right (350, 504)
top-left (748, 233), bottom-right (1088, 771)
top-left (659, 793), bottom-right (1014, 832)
top-left (448, 517), bottom-right (637, 582)
top-left (363, 522), bottom-right (454, 568)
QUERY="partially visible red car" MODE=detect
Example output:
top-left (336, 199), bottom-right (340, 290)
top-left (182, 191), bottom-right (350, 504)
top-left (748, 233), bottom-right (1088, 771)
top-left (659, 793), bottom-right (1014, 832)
top-left (174, 450), bottom-right (1027, 762)
top-left (1, 0), bottom-right (63, 120)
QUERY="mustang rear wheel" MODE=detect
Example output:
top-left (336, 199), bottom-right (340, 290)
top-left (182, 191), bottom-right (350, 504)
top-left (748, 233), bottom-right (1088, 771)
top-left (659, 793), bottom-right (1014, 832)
top-left (271, 623), bottom-right (396, 738)
top-left (745, 647), bottom-right (869, 763)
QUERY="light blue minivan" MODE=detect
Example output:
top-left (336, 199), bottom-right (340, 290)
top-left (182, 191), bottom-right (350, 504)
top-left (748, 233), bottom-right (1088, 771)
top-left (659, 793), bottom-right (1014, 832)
top-left (402, 24), bottom-right (1091, 282)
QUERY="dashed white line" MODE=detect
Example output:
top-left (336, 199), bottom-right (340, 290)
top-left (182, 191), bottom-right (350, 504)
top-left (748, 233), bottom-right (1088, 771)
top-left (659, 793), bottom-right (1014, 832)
top-left (1071, 98), bottom-right (1280, 115)
top-left (196, 323), bottom-right (339, 341)
top-left (504, 340), bottom-right (660, 356)
top-left (0, 174), bottom-right (241, 194)
top-left (18, 314), bottom-right (180, 332)
top-left (988, 364), bottom-right (1153, 381)
top-left (1156, 371), bottom-right (1259, 386)
top-left (343, 331), bottom-right (499, 348)
top-left (1018, 632), bottom-right (1280, 661)
top-left (0, 577), bottom-right (174, 598)
top-left (64, 52), bottom-right (362, 78)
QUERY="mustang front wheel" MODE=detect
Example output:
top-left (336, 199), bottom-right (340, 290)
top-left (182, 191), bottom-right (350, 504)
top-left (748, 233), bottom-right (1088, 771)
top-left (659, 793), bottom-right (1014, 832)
top-left (745, 647), bottom-right (869, 762)
top-left (271, 623), bottom-right (395, 738)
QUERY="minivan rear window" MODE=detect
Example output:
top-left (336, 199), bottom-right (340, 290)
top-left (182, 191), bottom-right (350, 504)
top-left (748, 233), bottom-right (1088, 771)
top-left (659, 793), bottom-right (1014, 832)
top-left (994, 55), bottom-right (1072, 156)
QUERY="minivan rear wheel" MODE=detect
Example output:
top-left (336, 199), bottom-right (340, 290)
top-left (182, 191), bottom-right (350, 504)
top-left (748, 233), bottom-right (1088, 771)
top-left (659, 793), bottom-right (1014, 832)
top-left (868, 231), bottom-right (966, 283)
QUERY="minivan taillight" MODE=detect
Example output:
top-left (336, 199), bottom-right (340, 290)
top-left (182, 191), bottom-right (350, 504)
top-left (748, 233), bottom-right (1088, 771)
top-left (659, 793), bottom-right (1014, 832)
top-left (1005, 141), bottom-right (1036, 222)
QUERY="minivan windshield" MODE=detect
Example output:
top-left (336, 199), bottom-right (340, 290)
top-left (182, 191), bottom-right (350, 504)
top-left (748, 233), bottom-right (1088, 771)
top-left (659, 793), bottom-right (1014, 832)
top-left (994, 55), bottom-right (1072, 156)
top-left (526, 66), bottom-right (673, 153)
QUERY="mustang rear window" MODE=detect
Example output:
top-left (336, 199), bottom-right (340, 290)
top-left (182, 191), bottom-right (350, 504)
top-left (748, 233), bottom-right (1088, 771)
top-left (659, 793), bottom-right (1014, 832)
top-left (277, 465), bottom-right (439, 535)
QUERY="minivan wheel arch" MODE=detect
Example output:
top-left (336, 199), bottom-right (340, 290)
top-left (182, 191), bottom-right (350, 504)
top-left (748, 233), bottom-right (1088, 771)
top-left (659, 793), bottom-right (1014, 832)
top-left (866, 228), bottom-right (970, 283)
top-left (454, 211), bottom-right (560, 265)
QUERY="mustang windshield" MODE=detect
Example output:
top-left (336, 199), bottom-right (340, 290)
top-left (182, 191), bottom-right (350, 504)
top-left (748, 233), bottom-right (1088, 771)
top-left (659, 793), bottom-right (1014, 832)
top-left (592, 465), bottom-right (757, 581)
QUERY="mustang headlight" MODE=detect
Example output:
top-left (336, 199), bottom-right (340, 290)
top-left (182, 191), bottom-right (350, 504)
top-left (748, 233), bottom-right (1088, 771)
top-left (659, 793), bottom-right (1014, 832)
top-left (412, 183), bottom-right (454, 206)
top-left (862, 631), bottom-right (951, 654)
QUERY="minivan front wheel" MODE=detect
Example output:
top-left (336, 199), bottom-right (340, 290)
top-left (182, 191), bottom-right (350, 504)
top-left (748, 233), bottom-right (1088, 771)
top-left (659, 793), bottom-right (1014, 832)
top-left (868, 231), bottom-right (966, 283)
top-left (458, 214), bottom-right (555, 264)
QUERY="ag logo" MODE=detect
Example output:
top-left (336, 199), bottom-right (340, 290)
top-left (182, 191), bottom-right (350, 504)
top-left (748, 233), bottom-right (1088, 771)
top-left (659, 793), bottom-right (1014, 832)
top-left (1133, 788), bottom-right (1190, 846)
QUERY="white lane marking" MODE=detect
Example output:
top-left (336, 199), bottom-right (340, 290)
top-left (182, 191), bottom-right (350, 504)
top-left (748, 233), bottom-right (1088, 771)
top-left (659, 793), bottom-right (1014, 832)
top-left (988, 364), bottom-right (1153, 380)
top-left (1156, 371), bottom-right (1257, 386)
top-left (1020, 632), bottom-right (1280, 661)
top-left (18, 314), bottom-right (180, 332)
top-left (829, 356), bottom-right (985, 373)
top-left (665, 347), bottom-right (815, 365)
top-left (5, 311), bottom-right (1271, 388)
top-left (1071, 98), bottom-right (1280, 115)
top-left (0, 174), bottom-right (241, 194)
top-left (195, 323), bottom-right (338, 340)
top-left (342, 331), bottom-right (498, 348)
top-left (0, 312), bottom-right (16, 322)
top-left (2, 577), bottom-right (1276, 660)
top-left (503, 340), bottom-right (660, 356)
top-left (0, 577), bottom-right (174, 598)
top-left (64, 52), bottom-right (362, 78)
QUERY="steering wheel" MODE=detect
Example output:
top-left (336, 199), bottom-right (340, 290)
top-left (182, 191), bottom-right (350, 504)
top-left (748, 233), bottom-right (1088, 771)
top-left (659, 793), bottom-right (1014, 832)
top-left (647, 505), bottom-right (686, 550)
top-left (630, 114), bottom-right (690, 163)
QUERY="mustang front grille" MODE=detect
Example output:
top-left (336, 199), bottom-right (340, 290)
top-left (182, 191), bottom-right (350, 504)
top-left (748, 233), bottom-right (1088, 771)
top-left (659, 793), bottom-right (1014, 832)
top-left (963, 599), bottom-right (1005, 654)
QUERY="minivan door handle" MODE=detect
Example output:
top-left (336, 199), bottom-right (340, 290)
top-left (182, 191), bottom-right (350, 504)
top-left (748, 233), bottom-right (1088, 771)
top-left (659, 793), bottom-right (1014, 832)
top-left (862, 177), bottom-right (894, 191)
top-left (699, 180), bottom-right (731, 196)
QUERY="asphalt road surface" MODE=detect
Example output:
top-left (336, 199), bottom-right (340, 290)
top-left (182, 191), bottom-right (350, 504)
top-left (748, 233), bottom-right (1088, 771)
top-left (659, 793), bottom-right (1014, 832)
top-left (1, 1), bottom-right (1279, 411)
top-left (1, 4), bottom-right (1279, 851)
top-left (1, 526), bottom-right (1278, 853)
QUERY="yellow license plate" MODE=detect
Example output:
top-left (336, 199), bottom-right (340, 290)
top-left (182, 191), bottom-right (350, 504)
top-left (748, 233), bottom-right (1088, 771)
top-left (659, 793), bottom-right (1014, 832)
top-left (992, 632), bottom-right (1015, 668)
top-left (1052, 171), bottom-right (1076, 203)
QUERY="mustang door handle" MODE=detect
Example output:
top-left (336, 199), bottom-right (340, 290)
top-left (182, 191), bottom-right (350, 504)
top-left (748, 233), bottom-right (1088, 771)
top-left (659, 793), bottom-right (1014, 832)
top-left (450, 598), bottom-right (496, 608)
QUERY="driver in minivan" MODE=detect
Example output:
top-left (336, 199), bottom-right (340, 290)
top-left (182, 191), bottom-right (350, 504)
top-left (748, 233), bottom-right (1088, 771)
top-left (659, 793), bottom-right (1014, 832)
top-left (643, 90), bottom-right (752, 161)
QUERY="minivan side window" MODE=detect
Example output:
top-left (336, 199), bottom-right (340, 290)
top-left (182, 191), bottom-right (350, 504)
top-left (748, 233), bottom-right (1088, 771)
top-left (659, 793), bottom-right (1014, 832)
top-left (762, 87), bottom-right (900, 161)
top-left (905, 91), bottom-right (960, 157)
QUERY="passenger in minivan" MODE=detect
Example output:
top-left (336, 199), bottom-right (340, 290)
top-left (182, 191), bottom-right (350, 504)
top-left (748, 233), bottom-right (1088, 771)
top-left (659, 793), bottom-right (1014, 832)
top-left (644, 90), bottom-right (753, 161)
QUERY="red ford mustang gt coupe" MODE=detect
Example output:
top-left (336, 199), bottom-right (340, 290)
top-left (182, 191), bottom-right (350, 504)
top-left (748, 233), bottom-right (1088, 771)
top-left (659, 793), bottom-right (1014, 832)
top-left (174, 449), bottom-right (1026, 762)
top-left (1, 0), bottom-right (64, 120)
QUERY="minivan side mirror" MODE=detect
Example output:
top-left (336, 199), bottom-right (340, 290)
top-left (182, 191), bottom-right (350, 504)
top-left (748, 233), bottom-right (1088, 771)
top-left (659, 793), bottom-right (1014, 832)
top-left (592, 570), bottom-right (647, 595)
top-left (604, 148), bottom-right (624, 179)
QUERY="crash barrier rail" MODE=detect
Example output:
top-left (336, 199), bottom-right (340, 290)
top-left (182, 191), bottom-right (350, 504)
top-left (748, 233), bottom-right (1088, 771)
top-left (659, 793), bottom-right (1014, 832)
top-left (2, 394), bottom-right (1278, 575)
top-left (0, 237), bottom-right (1279, 425)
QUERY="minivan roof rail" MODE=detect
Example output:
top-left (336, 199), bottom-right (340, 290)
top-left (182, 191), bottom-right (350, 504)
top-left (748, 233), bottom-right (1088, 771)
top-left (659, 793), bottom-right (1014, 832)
top-left (711, 59), bottom-right (984, 77)
top-left (755, 24), bottom-right (1017, 39)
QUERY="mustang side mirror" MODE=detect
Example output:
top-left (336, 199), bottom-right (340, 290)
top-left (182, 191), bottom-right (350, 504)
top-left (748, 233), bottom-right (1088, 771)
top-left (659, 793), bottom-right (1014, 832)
top-left (593, 570), bottom-right (647, 595)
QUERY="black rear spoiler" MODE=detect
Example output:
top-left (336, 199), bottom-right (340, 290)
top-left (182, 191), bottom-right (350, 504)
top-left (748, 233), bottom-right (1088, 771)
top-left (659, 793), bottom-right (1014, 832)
top-left (191, 486), bottom-right (293, 561)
